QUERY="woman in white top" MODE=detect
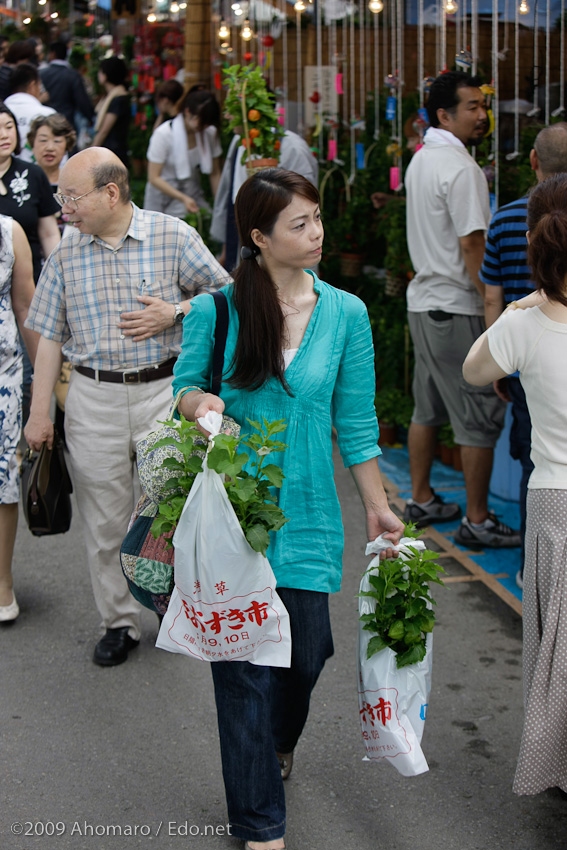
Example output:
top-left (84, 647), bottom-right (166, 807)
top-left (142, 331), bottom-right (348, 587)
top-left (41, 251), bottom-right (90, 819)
top-left (463, 173), bottom-right (567, 797)
top-left (143, 87), bottom-right (222, 218)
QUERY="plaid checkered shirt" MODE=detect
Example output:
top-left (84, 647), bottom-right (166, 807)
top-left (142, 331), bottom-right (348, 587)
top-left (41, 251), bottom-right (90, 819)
top-left (25, 203), bottom-right (233, 370)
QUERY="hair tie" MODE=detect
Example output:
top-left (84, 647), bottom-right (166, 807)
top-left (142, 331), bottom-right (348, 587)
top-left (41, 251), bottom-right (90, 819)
top-left (240, 245), bottom-right (259, 260)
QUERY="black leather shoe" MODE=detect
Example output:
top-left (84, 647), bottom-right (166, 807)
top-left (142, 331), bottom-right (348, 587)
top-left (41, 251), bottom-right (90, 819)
top-left (93, 627), bottom-right (139, 667)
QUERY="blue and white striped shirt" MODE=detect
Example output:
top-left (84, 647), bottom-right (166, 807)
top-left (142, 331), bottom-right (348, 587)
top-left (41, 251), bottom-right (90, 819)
top-left (479, 196), bottom-right (534, 303)
top-left (26, 204), bottom-right (232, 370)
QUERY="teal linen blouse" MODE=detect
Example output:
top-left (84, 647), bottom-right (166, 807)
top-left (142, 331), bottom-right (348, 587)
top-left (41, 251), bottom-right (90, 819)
top-left (172, 271), bottom-right (381, 594)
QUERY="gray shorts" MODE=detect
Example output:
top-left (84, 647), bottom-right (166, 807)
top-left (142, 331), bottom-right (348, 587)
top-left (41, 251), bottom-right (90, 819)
top-left (408, 311), bottom-right (505, 449)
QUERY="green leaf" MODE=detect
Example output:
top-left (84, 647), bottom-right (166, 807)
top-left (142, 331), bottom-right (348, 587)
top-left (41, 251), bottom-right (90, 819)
top-left (245, 523), bottom-right (271, 555)
top-left (366, 634), bottom-right (389, 658)
top-left (396, 643), bottom-right (427, 668)
top-left (388, 619), bottom-right (405, 641)
top-left (231, 477), bottom-right (258, 502)
top-left (403, 621), bottom-right (423, 645)
top-left (260, 463), bottom-right (285, 488)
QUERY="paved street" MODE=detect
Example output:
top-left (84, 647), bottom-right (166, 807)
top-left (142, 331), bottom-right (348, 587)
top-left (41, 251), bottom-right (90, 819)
top-left (2, 446), bottom-right (567, 850)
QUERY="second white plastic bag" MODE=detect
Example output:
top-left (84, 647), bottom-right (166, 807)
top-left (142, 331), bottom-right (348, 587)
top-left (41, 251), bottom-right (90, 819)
top-left (357, 535), bottom-right (432, 776)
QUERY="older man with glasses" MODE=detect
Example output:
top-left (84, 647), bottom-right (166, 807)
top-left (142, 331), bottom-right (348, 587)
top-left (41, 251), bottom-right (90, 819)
top-left (25, 146), bottom-right (232, 666)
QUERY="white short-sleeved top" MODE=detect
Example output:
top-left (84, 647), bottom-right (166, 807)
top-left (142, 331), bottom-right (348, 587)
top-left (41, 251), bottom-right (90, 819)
top-left (146, 118), bottom-right (221, 183)
top-left (488, 305), bottom-right (567, 489)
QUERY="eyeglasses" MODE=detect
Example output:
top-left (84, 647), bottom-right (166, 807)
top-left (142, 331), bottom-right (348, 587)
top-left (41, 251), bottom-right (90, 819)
top-left (53, 184), bottom-right (107, 207)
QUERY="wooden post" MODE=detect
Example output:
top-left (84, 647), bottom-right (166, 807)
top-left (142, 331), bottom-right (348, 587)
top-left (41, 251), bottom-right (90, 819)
top-left (184, 0), bottom-right (211, 88)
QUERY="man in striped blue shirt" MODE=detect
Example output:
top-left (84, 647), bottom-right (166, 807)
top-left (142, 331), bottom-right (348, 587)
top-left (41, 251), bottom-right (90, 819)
top-left (480, 122), bottom-right (567, 584)
top-left (25, 147), bottom-right (232, 665)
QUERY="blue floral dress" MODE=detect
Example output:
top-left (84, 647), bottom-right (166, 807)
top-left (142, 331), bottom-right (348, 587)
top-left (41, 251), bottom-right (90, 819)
top-left (0, 216), bottom-right (21, 504)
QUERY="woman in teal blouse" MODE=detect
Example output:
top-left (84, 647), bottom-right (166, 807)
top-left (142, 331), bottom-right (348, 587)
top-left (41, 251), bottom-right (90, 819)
top-left (173, 169), bottom-right (402, 850)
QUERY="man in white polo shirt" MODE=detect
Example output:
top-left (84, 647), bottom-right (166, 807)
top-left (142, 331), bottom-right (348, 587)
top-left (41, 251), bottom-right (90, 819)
top-left (403, 71), bottom-right (520, 549)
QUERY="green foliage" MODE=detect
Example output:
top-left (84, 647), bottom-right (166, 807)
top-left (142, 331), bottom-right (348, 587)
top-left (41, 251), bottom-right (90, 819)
top-left (359, 524), bottom-right (445, 668)
top-left (438, 423), bottom-right (456, 448)
top-left (223, 65), bottom-right (285, 165)
top-left (374, 386), bottom-right (413, 428)
top-left (128, 123), bottom-right (152, 162)
top-left (376, 196), bottom-right (413, 280)
top-left (184, 208), bottom-right (222, 255)
top-left (151, 417), bottom-right (289, 557)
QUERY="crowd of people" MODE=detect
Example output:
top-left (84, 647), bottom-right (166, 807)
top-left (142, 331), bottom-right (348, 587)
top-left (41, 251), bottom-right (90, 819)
top-left (0, 48), bottom-right (566, 848)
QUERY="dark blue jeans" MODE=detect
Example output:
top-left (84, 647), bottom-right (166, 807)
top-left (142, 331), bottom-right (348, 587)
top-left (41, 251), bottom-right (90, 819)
top-left (508, 377), bottom-right (534, 573)
top-left (210, 587), bottom-right (334, 842)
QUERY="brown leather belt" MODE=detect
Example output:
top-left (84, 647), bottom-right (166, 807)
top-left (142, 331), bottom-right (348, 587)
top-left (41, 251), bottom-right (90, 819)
top-left (75, 357), bottom-right (176, 384)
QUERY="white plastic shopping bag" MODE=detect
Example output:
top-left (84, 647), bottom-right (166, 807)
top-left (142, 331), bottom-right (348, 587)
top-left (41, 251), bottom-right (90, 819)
top-left (156, 412), bottom-right (292, 667)
top-left (357, 534), bottom-right (432, 776)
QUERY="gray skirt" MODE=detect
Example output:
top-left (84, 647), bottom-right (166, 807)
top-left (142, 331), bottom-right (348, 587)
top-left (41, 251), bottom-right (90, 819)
top-left (514, 488), bottom-right (567, 795)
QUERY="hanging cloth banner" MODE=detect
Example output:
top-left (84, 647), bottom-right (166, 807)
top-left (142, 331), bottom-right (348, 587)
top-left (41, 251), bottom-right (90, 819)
top-left (390, 166), bottom-right (400, 190)
top-left (327, 139), bottom-right (337, 161)
top-left (356, 142), bottom-right (365, 169)
top-left (386, 96), bottom-right (396, 120)
top-left (335, 73), bottom-right (344, 94)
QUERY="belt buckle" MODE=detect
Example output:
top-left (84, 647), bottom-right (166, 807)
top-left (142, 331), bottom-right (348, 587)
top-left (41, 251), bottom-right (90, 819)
top-left (122, 370), bottom-right (142, 384)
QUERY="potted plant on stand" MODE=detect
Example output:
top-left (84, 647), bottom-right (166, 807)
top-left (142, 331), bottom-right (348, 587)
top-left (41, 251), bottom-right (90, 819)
top-left (375, 386), bottom-right (414, 447)
top-left (223, 64), bottom-right (284, 175)
top-left (337, 187), bottom-right (374, 278)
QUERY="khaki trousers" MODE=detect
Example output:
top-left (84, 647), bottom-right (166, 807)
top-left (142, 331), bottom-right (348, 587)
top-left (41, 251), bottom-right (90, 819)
top-left (65, 370), bottom-right (173, 640)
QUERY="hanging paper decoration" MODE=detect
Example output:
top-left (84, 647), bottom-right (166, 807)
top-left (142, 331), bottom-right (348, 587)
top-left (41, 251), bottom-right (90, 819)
top-left (356, 142), bottom-right (365, 169)
top-left (277, 107), bottom-right (285, 126)
top-left (455, 48), bottom-right (472, 71)
top-left (335, 73), bottom-right (344, 95)
top-left (390, 166), bottom-right (400, 190)
top-left (386, 96), bottom-right (396, 120)
top-left (262, 35), bottom-right (275, 48)
top-left (384, 72), bottom-right (399, 89)
top-left (309, 91), bottom-right (320, 103)
top-left (417, 107), bottom-right (429, 126)
top-left (214, 71), bottom-right (221, 89)
top-left (327, 139), bottom-right (337, 160)
top-left (313, 113), bottom-right (322, 136)
top-left (423, 76), bottom-right (435, 92)
top-left (244, 52), bottom-right (253, 62)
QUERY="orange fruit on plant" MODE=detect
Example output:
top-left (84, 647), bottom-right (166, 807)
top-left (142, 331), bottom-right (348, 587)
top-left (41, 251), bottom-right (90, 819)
top-left (274, 140), bottom-right (281, 150)
top-left (249, 128), bottom-right (260, 139)
top-left (248, 108), bottom-right (261, 122)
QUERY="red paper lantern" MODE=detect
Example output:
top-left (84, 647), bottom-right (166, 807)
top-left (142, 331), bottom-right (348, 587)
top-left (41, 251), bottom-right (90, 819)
top-left (244, 51), bottom-right (252, 61)
top-left (309, 91), bottom-right (320, 103)
top-left (262, 35), bottom-right (274, 47)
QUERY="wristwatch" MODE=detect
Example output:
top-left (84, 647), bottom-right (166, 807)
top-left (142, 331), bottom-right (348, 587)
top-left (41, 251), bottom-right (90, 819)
top-left (173, 303), bottom-right (185, 325)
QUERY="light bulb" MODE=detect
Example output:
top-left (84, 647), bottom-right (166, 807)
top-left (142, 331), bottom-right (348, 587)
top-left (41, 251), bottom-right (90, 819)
top-left (231, 2), bottom-right (240, 8)
top-left (170, 2), bottom-right (179, 10)
top-left (179, 2), bottom-right (186, 7)
top-left (444, 0), bottom-right (457, 13)
top-left (50, 11), bottom-right (58, 18)
top-left (368, 0), bottom-right (383, 11)
top-left (294, 0), bottom-right (305, 10)
top-left (234, 7), bottom-right (243, 13)
top-left (241, 19), bottom-right (253, 39)
top-left (38, 0), bottom-right (46, 5)
top-left (219, 20), bottom-right (230, 38)
top-left (147, 11), bottom-right (156, 21)
top-left (519, 0), bottom-right (529, 12)
top-left (23, 15), bottom-right (31, 23)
